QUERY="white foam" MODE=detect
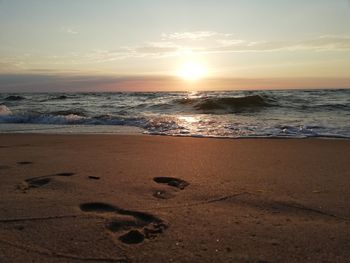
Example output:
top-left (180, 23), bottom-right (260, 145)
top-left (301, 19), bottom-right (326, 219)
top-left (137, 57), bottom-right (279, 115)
top-left (0, 105), bottom-right (12, 116)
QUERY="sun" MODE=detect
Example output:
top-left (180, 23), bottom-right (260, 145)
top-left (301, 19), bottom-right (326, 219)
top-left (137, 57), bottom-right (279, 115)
top-left (177, 61), bottom-right (207, 81)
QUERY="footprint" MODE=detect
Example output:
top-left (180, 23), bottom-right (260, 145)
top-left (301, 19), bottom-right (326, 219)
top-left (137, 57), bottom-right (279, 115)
top-left (119, 230), bottom-right (144, 244)
top-left (19, 172), bottom-right (76, 191)
top-left (80, 202), bottom-right (117, 213)
top-left (25, 177), bottom-right (51, 188)
top-left (55, 172), bottom-right (75, 177)
top-left (153, 177), bottom-right (189, 190)
top-left (107, 217), bottom-right (140, 232)
top-left (17, 161), bottom-right (33, 165)
top-left (88, 176), bottom-right (100, 180)
top-left (80, 202), bottom-right (167, 244)
top-left (153, 189), bottom-right (175, 199)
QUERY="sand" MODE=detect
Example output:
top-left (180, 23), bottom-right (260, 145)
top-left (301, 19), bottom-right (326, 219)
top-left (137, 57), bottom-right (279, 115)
top-left (0, 134), bottom-right (349, 263)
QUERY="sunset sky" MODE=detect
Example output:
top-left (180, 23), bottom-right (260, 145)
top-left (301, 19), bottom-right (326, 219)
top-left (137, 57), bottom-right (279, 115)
top-left (0, 0), bottom-right (350, 91)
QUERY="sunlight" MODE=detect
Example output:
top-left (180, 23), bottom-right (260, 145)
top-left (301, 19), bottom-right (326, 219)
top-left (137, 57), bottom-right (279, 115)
top-left (177, 61), bottom-right (207, 81)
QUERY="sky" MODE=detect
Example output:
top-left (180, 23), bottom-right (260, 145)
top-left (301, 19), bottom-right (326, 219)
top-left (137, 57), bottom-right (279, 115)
top-left (0, 0), bottom-right (350, 91)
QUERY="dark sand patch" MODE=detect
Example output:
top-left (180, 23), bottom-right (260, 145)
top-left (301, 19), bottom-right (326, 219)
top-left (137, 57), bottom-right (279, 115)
top-left (88, 176), bottom-right (100, 180)
top-left (0, 145), bottom-right (10, 148)
top-left (55, 172), bottom-right (75, 177)
top-left (17, 161), bottom-right (33, 165)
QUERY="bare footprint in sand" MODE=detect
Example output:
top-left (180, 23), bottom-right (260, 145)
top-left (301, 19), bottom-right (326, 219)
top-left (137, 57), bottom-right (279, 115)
top-left (80, 202), bottom-right (117, 213)
top-left (118, 230), bottom-right (145, 244)
top-left (88, 176), bottom-right (100, 180)
top-left (25, 177), bottom-right (51, 188)
top-left (80, 202), bottom-right (168, 244)
top-left (19, 172), bottom-right (76, 190)
top-left (152, 189), bottom-right (176, 199)
top-left (55, 172), bottom-right (75, 177)
top-left (153, 177), bottom-right (189, 190)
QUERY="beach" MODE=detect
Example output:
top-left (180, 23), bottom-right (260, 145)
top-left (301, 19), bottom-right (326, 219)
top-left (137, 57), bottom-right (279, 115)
top-left (0, 134), bottom-right (350, 263)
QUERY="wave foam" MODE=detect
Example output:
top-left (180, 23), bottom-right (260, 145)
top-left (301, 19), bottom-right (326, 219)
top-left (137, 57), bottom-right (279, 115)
top-left (0, 110), bottom-right (141, 126)
top-left (0, 105), bottom-right (12, 116)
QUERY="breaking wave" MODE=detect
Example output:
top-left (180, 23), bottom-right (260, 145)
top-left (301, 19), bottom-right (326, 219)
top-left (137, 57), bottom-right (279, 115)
top-left (176, 95), bottom-right (273, 112)
top-left (47, 95), bottom-right (68, 100)
top-left (0, 89), bottom-right (349, 138)
top-left (0, 108), bottom-right (141, 126)
top-left (4, 95), bottom-right (26, 101)
top-left (49, 109), bottom-right (88, 117)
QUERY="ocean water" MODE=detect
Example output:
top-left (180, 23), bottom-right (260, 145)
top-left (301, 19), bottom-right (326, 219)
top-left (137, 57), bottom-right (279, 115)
top-left (0, 89), bottom-right (349, 138)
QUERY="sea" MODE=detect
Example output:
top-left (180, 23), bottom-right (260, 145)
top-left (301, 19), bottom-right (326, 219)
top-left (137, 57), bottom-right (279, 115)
top-left (0, 89), bottom-right (349, 138)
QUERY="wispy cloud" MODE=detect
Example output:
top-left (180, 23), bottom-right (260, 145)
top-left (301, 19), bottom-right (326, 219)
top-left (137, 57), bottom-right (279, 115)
top-left (294, 35), bottom-right (350, 51)
top-left (77, 33), bottom-right (350, 62)
top-left (161, 31), bottom-right (225, 40)
top-left (1, 31), bottom-right (350, 71)
top-left (0, 62), bottom-right (20, 72)
top-left (60, 26), bottom-right (78, 35)
top-left (0, 55), bottom-right (31, 72)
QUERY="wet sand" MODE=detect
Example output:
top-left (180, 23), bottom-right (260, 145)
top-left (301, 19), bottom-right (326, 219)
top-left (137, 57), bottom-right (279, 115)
top-left (0, 134), bottom-right (349, 263)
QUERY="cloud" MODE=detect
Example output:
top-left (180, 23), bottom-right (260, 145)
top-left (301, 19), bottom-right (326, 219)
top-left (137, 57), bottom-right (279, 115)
top-left (0, 55), bottom-right (29, 72)
top-left (134, 42), bottom-right (179, 54)
top-left (197, 36), bottom-right (350, 54)
top-left (60, 26), bottom-right (78, 35)
top-left (161, 31), bottom-right (222, 40)
top-left (2, 32), bottom-right (350, 73)
top-left (294, 35), bottom-right (350, 51)
top-left (0, 62), bottom-right (20, 72)
top-left (82, 33), bottom-right (350, 62)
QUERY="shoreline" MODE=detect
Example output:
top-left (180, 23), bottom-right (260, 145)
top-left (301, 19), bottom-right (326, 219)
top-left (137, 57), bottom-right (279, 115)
top-left (1, 134), bottom-right (350, 262)
top-left (1, 124), bottom-right (349, 140)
